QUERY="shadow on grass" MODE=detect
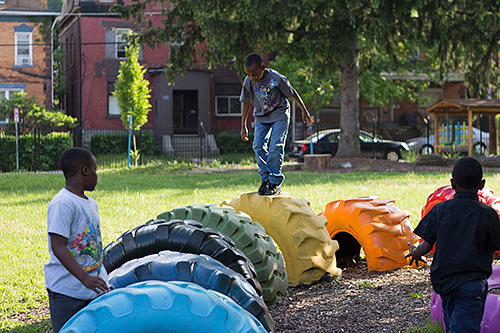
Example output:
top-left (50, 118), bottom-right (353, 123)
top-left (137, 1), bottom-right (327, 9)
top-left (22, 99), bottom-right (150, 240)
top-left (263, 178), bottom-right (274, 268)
top-left (0, 319), bottom-right (52, 333)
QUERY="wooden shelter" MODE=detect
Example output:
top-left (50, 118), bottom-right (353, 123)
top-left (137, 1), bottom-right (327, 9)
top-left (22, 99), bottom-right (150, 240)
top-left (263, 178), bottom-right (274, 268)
top-left (426, 99), bottom-right (500, 156)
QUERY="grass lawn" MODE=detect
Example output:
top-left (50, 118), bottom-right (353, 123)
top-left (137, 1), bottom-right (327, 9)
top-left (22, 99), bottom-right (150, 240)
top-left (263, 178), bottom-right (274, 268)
top-left (1, 166), bottom-right (499, 332)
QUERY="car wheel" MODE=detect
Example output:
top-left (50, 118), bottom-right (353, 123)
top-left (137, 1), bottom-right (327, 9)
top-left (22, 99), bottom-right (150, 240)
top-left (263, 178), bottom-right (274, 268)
top-left (420, 144), bottom-right (434, 155)
top-left (384, 149), bottom-right (401, 161)
top-left (474, 142), bottom-right (488, 155)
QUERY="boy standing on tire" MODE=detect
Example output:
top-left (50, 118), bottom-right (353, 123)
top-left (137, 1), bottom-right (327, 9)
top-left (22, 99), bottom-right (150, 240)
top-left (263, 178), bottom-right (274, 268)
top-left (240, 52), bottom-right (312, 196)
top-left (44, 148), bottom-right (109, 332)
top-left (407, 157), bottom-right (500, 333)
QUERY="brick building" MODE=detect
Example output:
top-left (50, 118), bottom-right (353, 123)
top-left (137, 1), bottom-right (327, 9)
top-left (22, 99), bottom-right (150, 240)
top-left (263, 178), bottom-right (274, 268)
top-left (0, 0), bottom-right (58, 114)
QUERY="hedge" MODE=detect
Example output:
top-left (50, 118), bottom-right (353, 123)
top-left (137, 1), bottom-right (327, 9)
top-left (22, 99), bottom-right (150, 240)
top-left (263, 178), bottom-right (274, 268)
top-left (0, 131), bottom-right (72, 172)
top-left (89, 132), bottom-right (159, 155)
top-left (215, 132), bottom-right (255, 154)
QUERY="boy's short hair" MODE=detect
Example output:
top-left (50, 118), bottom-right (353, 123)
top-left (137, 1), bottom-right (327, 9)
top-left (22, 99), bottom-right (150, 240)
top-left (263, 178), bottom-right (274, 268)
top-left (60, 147), bottom-right (95, 178)
top-left (244, 53), bottom-right (263, 68)
top-left (452, 157), bottom-right (483, 190)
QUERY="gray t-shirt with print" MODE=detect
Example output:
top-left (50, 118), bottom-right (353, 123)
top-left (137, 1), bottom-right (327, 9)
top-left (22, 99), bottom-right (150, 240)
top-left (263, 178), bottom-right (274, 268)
top-left (240, 68), bottom-right (294, 123)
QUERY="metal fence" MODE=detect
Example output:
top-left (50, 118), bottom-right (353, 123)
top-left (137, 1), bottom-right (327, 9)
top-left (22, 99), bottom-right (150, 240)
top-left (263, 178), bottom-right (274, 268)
top-left (1, 115), bottom-right (493, 172)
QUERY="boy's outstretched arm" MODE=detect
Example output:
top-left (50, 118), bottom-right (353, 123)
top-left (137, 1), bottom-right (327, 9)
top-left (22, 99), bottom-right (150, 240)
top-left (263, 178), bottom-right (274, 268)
top-left (405, 241), bottom-right (432, 267)
top-left (50, 233), bottom-right (110, 295)
top-left (241, 101), bottom-right (251, 141)
top-left (291, 90), bottom-right (312, 126)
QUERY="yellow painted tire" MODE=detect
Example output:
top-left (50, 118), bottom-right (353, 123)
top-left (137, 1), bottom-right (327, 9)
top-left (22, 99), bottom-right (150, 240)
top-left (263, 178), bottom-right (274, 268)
top-left (222, 192), bottom-right (342, 286)
top-left (322, 196), bottom-right (420, 272)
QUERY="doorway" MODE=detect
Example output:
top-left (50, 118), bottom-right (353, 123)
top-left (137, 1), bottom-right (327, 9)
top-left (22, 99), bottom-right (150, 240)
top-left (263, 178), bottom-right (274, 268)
top-left (173, 90), bottom-right (198, 134)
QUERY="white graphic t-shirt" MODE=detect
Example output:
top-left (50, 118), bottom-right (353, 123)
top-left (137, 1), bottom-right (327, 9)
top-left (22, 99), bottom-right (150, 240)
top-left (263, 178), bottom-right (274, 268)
top-left (44, 188), bottom-right (108, 300)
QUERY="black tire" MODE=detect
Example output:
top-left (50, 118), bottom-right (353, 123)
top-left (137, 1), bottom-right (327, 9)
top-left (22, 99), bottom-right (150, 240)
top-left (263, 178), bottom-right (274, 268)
top-left (103, 219), bottom-right (262, 297)
top-left (109, 251), bottom-right (275, 332)
top-left (60, 281), bottom-right (268, 333)
top-left (420, 144), bottom-right (434, 155)
top-left (384, 149), bottom-right (401, 161)
top-left (157, 204), bottom-right (288, 306)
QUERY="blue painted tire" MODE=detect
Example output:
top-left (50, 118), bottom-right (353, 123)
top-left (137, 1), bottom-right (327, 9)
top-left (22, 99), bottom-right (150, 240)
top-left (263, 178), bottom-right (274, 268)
top-left (109, 251), bottom-right (275, 332)
top-left (60, 281), bottom-right (267, 333)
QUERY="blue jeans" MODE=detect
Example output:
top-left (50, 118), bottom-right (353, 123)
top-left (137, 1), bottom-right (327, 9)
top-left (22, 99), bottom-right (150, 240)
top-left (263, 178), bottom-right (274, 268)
top-left (441, 278), bottom-right (488, 333)
top-left (253, 118), bottom-right (289, 185)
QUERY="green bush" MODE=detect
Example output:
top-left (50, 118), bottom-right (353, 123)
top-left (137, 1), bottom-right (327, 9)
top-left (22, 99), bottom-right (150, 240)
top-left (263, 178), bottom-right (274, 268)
top-left (90, 132), bottom-right (159, 155)
top-left (215, 132), bottom-right (254, 154)
top-left (0, 131), bottom-right (72, 172)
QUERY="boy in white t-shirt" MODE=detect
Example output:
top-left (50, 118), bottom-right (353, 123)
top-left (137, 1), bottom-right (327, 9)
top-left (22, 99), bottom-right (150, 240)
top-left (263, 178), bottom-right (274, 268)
top-left (44, 147), bottom-right (109, 332)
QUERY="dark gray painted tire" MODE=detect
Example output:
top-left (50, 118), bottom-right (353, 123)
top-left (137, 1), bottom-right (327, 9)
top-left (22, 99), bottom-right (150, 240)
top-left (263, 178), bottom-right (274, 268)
top-left (103, 219), bottom-right (261, 297)
top-left (60, 281), bottom-right (267, 333)
top-left (109, 251), bottom-right (275, 332)
top-left (157, 204), bottom-right (288, 306)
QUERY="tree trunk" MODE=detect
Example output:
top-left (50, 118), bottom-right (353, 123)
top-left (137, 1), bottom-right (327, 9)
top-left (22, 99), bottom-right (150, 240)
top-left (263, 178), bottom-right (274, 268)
top-left (335, 34), bottom-right (362, 158)
top-left (133, 132), bottom-right (138, 167)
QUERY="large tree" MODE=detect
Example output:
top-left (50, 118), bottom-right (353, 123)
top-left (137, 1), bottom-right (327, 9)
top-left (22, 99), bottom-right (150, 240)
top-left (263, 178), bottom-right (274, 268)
top-left (114, 0), bottom-right (432, 157)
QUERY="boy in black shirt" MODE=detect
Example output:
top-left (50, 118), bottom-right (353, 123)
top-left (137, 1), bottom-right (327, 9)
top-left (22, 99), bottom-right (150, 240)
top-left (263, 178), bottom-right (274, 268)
top-left (407, 157), bottom-right (500, 333)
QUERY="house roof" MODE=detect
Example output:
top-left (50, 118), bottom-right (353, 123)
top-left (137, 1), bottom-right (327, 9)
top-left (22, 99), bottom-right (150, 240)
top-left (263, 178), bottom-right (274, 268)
top-left (0, 0), bottom-right (49, 11)
top-left (426, 98), bottom-right (500, 114)
top-left (0, 67), bottom-right (46, 84)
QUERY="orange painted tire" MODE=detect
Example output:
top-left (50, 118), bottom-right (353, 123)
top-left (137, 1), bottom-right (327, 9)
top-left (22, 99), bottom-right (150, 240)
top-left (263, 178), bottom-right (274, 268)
top-left (422, 185), bottom-right (500, 258)
top-left (322, 196), bottom-right (420, 272)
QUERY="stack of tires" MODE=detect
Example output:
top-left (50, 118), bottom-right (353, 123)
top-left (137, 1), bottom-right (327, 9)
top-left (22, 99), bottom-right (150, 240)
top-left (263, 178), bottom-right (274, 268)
top-left (60, 206), bottom-right (285, 333)
top-left (59, 192), bottom-right (419, 332)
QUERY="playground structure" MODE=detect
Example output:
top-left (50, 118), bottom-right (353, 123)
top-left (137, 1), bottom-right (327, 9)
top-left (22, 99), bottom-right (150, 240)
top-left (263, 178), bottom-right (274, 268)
top-left (60, 183), bottom-right (500, 332)
top-left (425, 98), bottom-right (500, 156)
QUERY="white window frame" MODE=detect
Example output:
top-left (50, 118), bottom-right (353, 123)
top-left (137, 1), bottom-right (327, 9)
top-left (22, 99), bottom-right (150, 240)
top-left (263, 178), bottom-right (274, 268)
top-left (108, 94), bottom-right (120, 116)
top-left (115, 28), bottom-right (130, 59)
top-left (15, 32), bottom-right (32, 66)
top-left (0, 0), bottom-right (5, 4)
top-left (216, 96), bottom-right (242, 116)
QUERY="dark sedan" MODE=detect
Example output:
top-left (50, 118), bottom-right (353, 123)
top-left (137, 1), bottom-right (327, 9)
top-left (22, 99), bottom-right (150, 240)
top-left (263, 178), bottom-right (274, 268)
top-left (288, 129), bottom-right (410, 162)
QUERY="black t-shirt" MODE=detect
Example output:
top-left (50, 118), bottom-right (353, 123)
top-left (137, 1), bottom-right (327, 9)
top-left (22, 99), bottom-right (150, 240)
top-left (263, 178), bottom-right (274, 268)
top-left (414, 191), bottom-right (500, 294)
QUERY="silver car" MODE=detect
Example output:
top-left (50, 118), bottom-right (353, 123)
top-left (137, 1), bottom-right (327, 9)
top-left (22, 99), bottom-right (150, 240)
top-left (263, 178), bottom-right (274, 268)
top-left (406, 127), bottom-right (489, 155)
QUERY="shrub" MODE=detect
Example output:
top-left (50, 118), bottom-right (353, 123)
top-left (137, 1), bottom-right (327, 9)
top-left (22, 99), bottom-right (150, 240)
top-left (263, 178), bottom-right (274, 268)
top-left (215, 132), bottom-right (254, 154)
top-left (90, 131), bottom-right (158, 155)
top-left (0, 131), bottom-right (72, 172)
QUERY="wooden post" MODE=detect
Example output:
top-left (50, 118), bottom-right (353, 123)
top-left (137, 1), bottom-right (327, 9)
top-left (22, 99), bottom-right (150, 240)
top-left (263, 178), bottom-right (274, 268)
top-left (489, 114), bottom-right (497, 154)
top-left (434, 114), bottom-right (440, 154)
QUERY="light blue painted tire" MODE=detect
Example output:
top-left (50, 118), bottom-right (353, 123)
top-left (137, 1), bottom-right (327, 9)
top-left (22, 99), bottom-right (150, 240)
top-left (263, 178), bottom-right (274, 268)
top-left (108, 251), bottom-right (275, 332)
top-left (60, 280), bottom-right (268, 333)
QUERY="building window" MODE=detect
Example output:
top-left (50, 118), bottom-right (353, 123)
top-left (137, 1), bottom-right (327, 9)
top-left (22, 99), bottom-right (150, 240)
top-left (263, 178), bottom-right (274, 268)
top-left (116, 29), bottom-right (130, 59)
top-left (15, 32), bottom-right (32, 66)
top-left (108, 83), bottom-right (120, 116)
top-left (70, 34), bottom-right (74, 67)
top-left (216, 96), bottom-right (241, 116)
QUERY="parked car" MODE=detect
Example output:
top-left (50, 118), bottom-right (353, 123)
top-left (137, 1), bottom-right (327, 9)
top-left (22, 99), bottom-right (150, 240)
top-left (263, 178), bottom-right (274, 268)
top-left (289, 129), bottom-right (410, 162)
top-left (406, 127), bottom-right (489, 155)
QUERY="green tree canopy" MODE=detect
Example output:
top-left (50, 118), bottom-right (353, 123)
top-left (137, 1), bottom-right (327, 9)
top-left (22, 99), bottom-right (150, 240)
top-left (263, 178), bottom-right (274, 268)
top-left (416, 0), bottom-right (500, 98)
top-left (112, 0), bottom-right (464, 157)
top-left (0, 93), bottom-right (76, 135)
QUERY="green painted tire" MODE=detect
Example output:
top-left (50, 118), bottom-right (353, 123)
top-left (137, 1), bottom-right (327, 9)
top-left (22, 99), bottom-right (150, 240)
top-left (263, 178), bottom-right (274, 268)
top-left (157, 204), bottom-right (288, 306)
